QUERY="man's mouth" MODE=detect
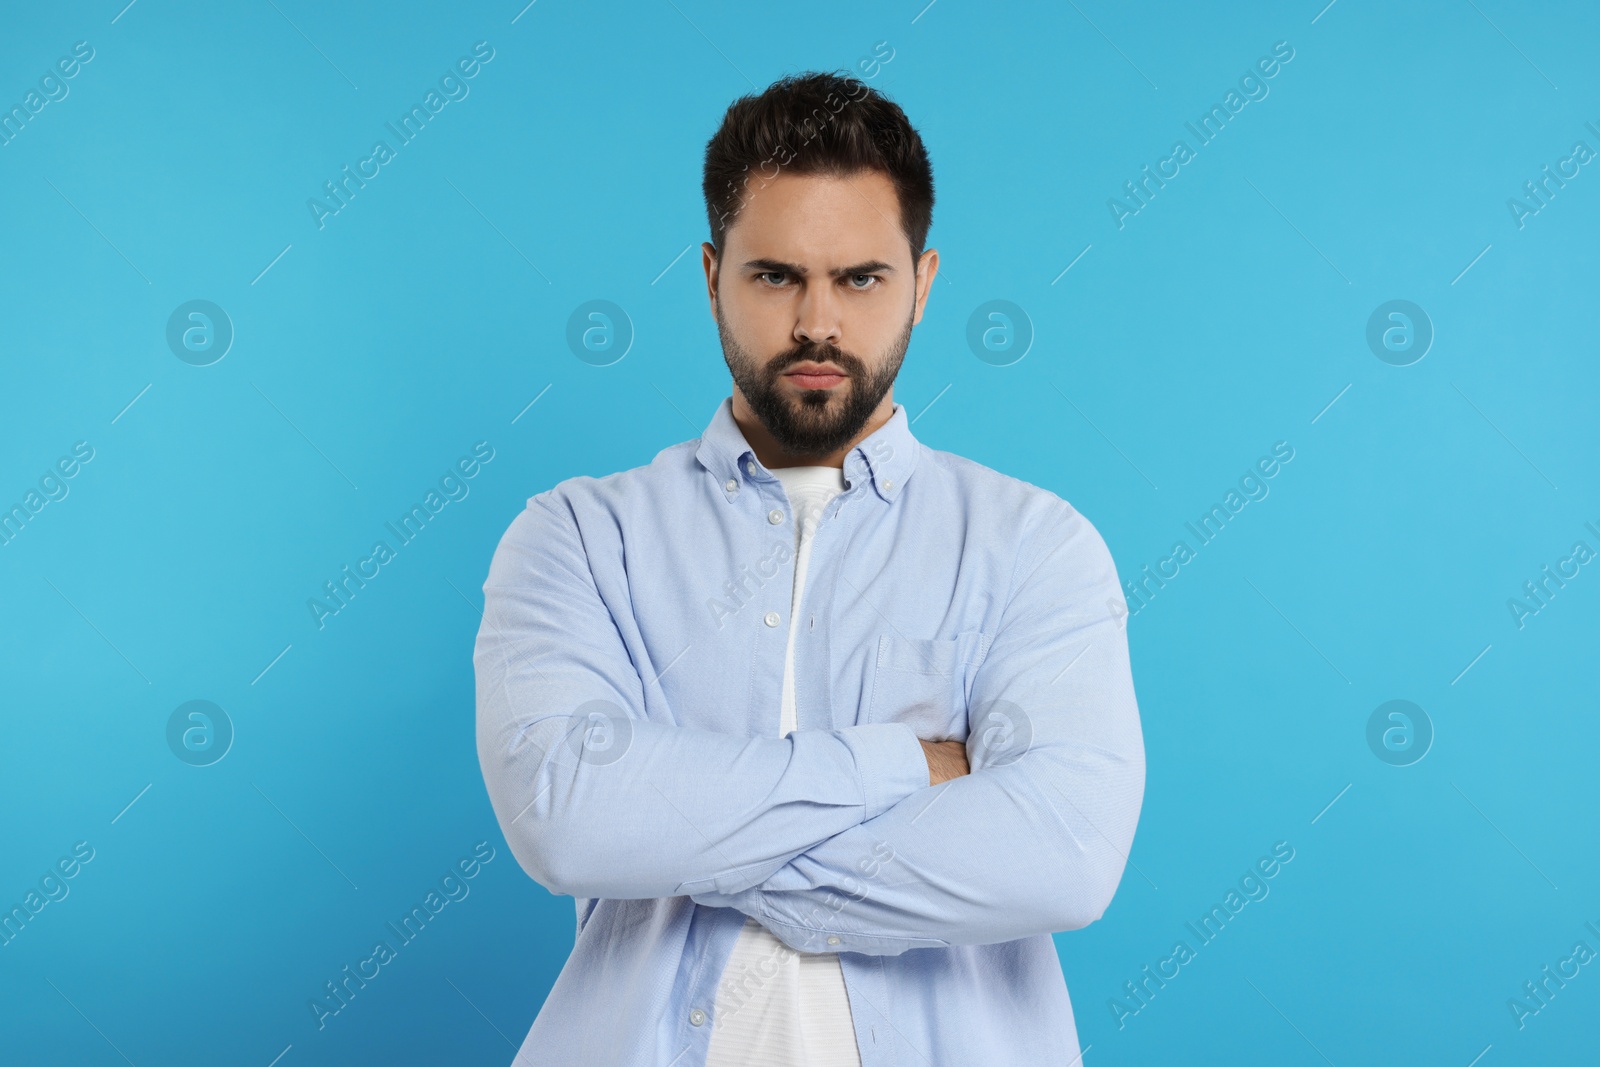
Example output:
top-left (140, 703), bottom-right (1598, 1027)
top-left (784, 362), bottom-right (848, 390)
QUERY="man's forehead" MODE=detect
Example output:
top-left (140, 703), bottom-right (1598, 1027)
top-left (725, 170), bottom-right (907, 265)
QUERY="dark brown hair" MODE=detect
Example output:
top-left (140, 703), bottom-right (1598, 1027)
top-left (702, 71), bottom-right (934, 263)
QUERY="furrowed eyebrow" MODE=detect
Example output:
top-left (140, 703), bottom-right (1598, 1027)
top-left (741, 258), bottom-right (897, 278)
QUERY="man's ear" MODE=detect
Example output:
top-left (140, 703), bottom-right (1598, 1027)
top-left (702, 242), bottom-right (720, 315)
top-left (911, 247), bottom-right (939, 326)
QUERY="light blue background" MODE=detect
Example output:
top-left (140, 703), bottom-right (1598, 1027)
top-left (3, 1), bottom-right (1596, 1064)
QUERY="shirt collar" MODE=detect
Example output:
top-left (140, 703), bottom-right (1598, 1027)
top-left (695, 395), bottom-right (919, 504)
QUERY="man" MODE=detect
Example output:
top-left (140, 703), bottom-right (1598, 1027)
top-left (475, 71), bottom-right (1144, 1066)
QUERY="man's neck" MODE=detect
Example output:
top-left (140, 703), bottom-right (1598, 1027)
top-left (730, 394), bottom-right (894, 470)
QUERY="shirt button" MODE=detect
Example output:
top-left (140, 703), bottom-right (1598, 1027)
top-left (724, 479), bottom-right (738, 493)
top-left (689, 1008), bottom-right (706, 1026)
top-left (882, 479), bottom-right (894, 492)
top-left (826, 935), bottom-right (841, 946)
top-left (768, 509), bottom-right (784, 524)
top-left (763, 611), bottom-right (781, 627)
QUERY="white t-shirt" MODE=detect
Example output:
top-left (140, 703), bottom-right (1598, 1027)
top-left (705, 464), bottom-right (860, 1067)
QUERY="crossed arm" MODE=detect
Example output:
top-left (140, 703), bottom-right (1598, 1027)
top-left (475, 494), bottom-right (936, 902)
top-left (688, 506), bottom-right (1145, 955)
top-left (475, 494), bottom-right (1143, 953)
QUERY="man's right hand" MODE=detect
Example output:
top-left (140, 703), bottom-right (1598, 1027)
top-left (919, 738), bottom-right (970, 786)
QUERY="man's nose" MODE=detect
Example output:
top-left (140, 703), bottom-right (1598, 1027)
top-left (794, 287), bottom-right (843, 348)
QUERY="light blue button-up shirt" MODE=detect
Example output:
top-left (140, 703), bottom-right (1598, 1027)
top-left (474, 396), bottom-right (1144, 1066)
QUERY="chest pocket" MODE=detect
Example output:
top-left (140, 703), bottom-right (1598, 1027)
top-left (865, 630), bottom-right (992, 738)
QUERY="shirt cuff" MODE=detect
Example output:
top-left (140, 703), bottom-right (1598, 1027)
top-left (750, 899), bottom-right (951, 957)
top-left (838, 721), bottom-right (928, 821)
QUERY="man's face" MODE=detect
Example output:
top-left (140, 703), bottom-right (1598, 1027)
top-left (704, 168), bottom-right (938, 458)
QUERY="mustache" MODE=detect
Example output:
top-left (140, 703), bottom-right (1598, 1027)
top-left (771, 343), bottom-right (864, 376)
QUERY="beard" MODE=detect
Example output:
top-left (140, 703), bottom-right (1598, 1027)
top-left (715, 300), bottom-right (913, 457)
